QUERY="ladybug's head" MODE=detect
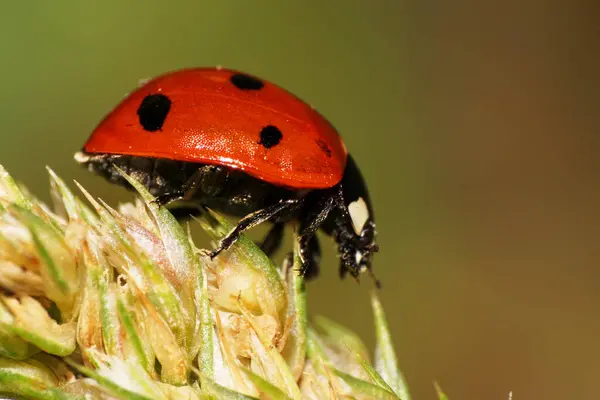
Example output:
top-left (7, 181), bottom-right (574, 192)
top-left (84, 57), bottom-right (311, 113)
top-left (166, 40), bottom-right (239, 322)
top-left (334, 155), bottom-right (379, 285)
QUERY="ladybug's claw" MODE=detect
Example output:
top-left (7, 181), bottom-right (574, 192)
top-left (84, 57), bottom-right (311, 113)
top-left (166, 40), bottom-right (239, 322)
top-left (207, 248), bottom-right (221, 259)
top-left (199, 247), bottom-right (223, 261)
top-left (152, 191), bottom-right (185, 207)
top-left (295, 256), bottom-right (312, 278)
top-left (295, 235), bottom-right (321, 279)
top-left (198, 248), bottom-right (213, 258)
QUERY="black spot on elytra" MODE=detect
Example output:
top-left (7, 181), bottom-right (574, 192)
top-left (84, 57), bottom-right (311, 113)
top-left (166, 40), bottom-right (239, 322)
top-left (137, 94), bottom-right (171, 132)
top-left (230, 73), bottom-right (264, 90)
top-left (259, 126), bottom-right (282, 149)
top-left (316, 139), bottom-right (332, 158)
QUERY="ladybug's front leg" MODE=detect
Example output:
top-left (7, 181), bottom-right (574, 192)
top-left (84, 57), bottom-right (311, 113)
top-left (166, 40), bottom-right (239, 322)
top-left (297, 236), bottom-right (322, 279)
top-left (296, 191), bottom-right (337, 278)
top-left (208, 199), bottom-right (301, 259)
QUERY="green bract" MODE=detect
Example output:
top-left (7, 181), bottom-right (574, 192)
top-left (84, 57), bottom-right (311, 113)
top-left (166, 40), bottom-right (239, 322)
top-left (0, 165), bottom-right (435, 400)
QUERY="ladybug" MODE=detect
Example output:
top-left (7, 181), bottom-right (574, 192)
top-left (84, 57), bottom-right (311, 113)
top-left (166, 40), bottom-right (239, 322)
top-left (75, 67), bottom-right (378, 283)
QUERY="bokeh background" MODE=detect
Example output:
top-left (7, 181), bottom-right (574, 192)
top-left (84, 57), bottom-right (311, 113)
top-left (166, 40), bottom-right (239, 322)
top-left (1, 1), bottom-right (598, 398)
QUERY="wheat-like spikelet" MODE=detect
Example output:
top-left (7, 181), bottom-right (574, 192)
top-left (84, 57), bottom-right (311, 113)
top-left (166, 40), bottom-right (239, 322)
top-left (0, 164), bottom-right (423, 400)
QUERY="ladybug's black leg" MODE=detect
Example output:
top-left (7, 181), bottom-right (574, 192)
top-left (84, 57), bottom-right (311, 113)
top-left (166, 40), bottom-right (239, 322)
top-left (296, 192), bottom-right (337, 277)
top-left (297, 236), bottom-right (322, 279)
top-left (260, 222), bottom-right (285, 257)
top-left (153, 168), bottom-right (203, 206)
top-left (209, 199), bottom-right (301, 259)
top-left (154, 165), bottom-right (226, 207)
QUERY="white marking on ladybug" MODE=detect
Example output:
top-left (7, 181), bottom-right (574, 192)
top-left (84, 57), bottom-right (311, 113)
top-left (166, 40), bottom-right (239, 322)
top-left (73, 151), bottom-right (90, 163)
top-left (348, 197), bottom-right (369, 235)
top-left (355, 250), bottom-right (363, 265)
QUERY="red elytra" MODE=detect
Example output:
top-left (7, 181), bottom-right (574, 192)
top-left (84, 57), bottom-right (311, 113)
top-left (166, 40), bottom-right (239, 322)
top-left (83, 67), bottom-right (347, 189)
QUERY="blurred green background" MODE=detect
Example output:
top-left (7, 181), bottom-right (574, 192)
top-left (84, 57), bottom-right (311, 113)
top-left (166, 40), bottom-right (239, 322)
top-left (1, 1), bottom-right (598, 398)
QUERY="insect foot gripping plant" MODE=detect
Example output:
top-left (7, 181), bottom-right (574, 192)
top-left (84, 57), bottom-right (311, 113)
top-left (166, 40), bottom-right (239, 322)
top-left (0, 164), bottom-right (425, 400)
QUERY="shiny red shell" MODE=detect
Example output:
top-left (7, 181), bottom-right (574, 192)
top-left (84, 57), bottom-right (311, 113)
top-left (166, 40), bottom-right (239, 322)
top-left (83, 68), bottom-right (348, 189)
